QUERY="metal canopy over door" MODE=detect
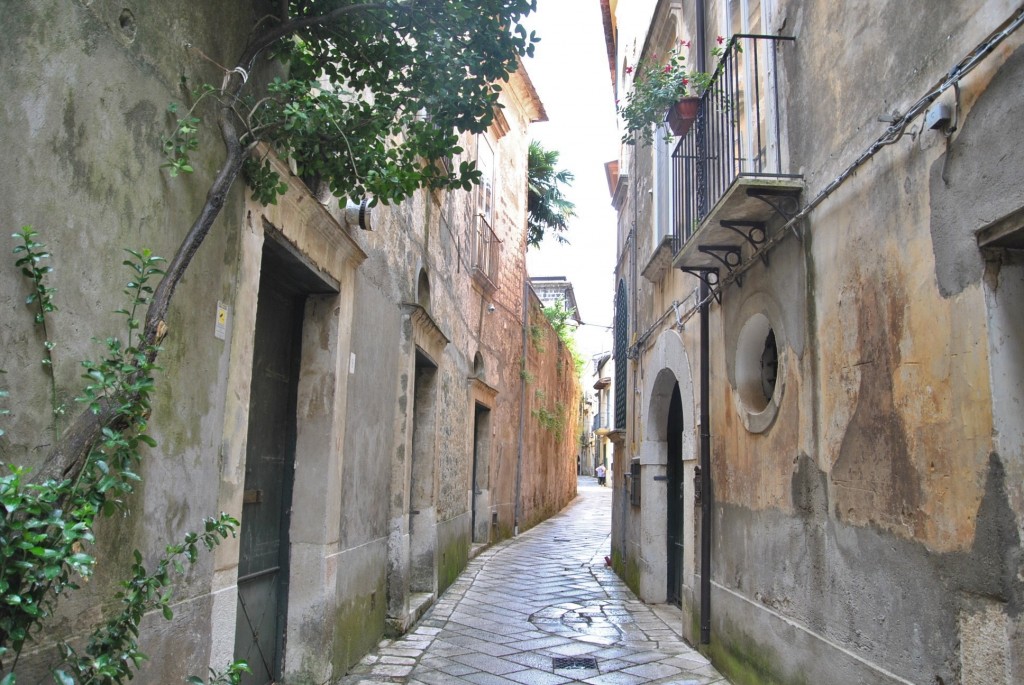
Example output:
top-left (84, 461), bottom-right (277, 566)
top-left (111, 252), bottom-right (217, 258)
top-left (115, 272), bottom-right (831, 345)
top-left (234, 240), bottom-right (322, 685)
top-left (666, 384), bottom-right (685, 607)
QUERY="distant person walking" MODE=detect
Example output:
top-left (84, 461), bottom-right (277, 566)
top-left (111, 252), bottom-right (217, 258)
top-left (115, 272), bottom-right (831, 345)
top-left (596, 463), bottom-right (606, 486)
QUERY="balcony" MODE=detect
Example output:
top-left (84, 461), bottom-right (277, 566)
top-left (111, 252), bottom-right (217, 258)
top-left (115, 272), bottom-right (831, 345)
top-left (471, 219), bottom-right (501, 294)
top-left (670, 34), bottom-right (803, 281)
top-left (593, 411), bottom-right (612, 434)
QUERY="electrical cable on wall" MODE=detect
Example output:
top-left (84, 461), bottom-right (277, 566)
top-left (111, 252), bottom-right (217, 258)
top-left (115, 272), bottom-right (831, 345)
top-left (684, 4), bottom-right (1024, 313)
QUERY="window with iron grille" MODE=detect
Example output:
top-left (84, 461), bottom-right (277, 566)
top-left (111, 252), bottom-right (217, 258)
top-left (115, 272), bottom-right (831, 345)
top-left (614, 280), bottom-right (627, 429)
top-left (471, 136), bottom-right (500, 290)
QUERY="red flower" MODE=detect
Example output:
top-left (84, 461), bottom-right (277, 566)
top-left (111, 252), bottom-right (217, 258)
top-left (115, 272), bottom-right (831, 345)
top-left (625, 65), bottom-right (633, 74)
top-left (716, 35), bottom-right (725, 44)
top-left (682, 78), bottom-right (689, 86)
top-left (681, 40), bottom-right (691, 49)
top-left (663, 65), bottom-right (672, 73)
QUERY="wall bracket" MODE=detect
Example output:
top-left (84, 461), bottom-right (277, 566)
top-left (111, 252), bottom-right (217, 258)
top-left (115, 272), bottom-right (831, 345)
top-left (697, 245), bottom-right (743, 287)
top-left (679, 267), bottom-right (722, 303)
top-left (719, 220), bottom-right (769, 266)
top-left (747, 187), bottom-right (803, 240)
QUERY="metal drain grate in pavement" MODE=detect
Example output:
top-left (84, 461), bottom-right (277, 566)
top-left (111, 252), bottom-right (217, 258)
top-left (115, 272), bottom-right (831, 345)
top-left (552, 656), bottom-right (598, 670)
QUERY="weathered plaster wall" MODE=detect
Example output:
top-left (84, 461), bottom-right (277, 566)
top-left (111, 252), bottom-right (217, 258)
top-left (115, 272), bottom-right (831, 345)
top-left (1, 3), bottom-right (564, 683)
top-left (316, 63), bottom-right (567, 659)
top-left (701, 2), bottom-right (1024, 683)
top-left (341, 279), bottom-right (400, 554)
top-left (519, 293), bottom-right (582, 531)
top-left (326, 275), bottom-right (400, 672)
top-left (611, 0), bottom-right (1024, 683)
top-left (0, 2), bottom-right (257, 681)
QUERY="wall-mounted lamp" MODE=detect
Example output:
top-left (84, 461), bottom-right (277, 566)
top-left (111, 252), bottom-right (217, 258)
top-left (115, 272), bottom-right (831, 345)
top-left (342, 198), bottom-right (373, 231)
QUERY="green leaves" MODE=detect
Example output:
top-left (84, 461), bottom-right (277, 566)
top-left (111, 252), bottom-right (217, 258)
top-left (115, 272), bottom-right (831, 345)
top-left (11, 228), bottom-right (64, 428)
top-left (54, 513), bottom-right (239, 683)
top-left (541, 300), bottom-right (585, 376)
top-left (225, 0), bottom-right (539, 207)
top-left (187, 659), bottom-right (251, 685)
top-left (242, 157), bottom-right (289, 206)
top-left (160, 84), bottom-right (217, 177)
top-left (78, 247), bottom-right (164, 433)
top-left (526, 141), bottom-right (576, 248)
top-left (161, 110), bottom-right (201, 176)
top-left (0, 465), bottom-right (98, 662)
top-left (0, 231), bottom-right (230, 682)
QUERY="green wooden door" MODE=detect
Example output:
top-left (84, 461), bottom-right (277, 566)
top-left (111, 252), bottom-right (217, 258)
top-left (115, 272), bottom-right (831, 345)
top-left (234, 259), bottom-right (304, 684)
top-left (666, 384), bottom-right (685, 607)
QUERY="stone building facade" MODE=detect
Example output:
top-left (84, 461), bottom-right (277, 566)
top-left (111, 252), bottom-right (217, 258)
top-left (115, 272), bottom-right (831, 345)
top-left (605, 1), bottom-right (1024, 683)
top-left (0, 3), bottom-right (579, 683)
top-left (529, 275), bottom-right (583, 324)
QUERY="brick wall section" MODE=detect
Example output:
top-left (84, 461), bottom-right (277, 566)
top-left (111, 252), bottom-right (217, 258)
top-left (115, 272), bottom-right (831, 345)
top-left (520, 291), bottom-right (582, 530)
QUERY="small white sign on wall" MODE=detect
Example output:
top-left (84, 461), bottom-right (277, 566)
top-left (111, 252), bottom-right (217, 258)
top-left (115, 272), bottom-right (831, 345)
top-left (215, 302), bottom-right (229, 340)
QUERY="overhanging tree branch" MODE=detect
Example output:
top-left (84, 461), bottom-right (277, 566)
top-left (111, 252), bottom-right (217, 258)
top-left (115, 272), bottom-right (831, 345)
top-left (33, 0), bottom-right (538, 486)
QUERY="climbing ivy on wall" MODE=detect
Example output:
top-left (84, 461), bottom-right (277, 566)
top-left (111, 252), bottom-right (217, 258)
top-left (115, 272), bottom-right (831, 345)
top-left (542, 300), bottom-right (584, 375)
top-left (531, 402), bottom-right (566, 439)
top-left (22, 0), bottom-right (539, 534)
top-left (0, 229), bottom-right (243, 684)
top-left (2, 2), bottom-right (539, 679)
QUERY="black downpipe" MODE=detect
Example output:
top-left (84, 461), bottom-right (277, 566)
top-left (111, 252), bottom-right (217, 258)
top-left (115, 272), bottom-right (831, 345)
top-left (695, 0), bottom-right (712, 647)
top-left (699, 280), bottom-right (711, 645)
top-left (695, 0), bottom-right (708, 73)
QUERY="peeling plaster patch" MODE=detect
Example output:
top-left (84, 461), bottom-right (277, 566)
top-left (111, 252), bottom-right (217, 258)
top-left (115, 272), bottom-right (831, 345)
top-left (929, 43), bottom-right (1024, 298)
top-left (960, 598), bottom-right (1008, 685)
top-left (832, 269), bottom-right (921, 536)
top-left (953, 454), bottom-right (1023, 606)
top-left (792, 452), bottom-right (828, 520)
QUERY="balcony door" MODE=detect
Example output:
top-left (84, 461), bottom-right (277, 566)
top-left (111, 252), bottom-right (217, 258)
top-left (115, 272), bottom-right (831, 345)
top-left (719, 0), bottom-right (779, 175)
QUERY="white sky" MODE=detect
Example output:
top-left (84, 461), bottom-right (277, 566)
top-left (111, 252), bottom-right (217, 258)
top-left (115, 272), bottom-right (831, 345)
top-left (523, 0), bottom-right (620, 363)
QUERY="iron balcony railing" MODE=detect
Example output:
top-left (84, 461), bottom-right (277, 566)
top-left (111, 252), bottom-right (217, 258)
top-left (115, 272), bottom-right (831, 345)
top-left (471, 218), bottom-right (501, 290)
top-left (592, 411), bottom-right (612, 432)
top-left (671, 34), bottom-right (798, 250)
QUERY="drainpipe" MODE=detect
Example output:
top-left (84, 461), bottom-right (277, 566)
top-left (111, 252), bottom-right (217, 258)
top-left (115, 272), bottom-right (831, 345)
top-left (699, 280), bottom-right (712, 645)
top-left (695, 0), bottom-right (712, 647)
top-left (696, 0), bottom-right (707, 73)
top-left (515, 275), bottom-right (527, 536)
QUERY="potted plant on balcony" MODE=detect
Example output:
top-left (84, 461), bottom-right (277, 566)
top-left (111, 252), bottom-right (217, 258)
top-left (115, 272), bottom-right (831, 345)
top-left (617, 40), bottom-right (722, 146)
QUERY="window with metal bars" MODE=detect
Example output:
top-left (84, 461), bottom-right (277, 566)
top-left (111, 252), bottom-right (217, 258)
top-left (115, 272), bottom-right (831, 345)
top-left (471, 136), bottom-right (500, 290)
top-left (614, 281), bottom-right (627, 430)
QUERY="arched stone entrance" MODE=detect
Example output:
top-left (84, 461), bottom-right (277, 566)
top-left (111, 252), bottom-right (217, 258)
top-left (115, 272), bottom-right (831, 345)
top-left (637, 330), bottom-right (696, 604)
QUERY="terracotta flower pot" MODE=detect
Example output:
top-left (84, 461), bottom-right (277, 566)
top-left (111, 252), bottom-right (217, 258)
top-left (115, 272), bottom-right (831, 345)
top-left (665, 97), bottom-right (701, 137)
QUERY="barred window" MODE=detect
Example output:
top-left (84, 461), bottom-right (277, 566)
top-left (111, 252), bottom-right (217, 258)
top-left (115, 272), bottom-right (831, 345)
top-left (471, 136), bottom-right (500, 291)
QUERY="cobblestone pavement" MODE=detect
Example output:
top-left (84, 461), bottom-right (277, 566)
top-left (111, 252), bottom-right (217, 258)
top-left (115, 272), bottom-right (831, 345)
top-left (339, 477), bottom-right (730, 685)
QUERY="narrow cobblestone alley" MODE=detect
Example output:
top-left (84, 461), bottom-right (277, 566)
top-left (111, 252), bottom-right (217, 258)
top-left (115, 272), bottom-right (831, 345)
top-left (340, 477), bottom-right (729, 684)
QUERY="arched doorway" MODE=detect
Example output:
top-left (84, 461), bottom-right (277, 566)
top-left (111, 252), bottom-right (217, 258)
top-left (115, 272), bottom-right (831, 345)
top-left (636, 330), bottom-right (695, 606)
